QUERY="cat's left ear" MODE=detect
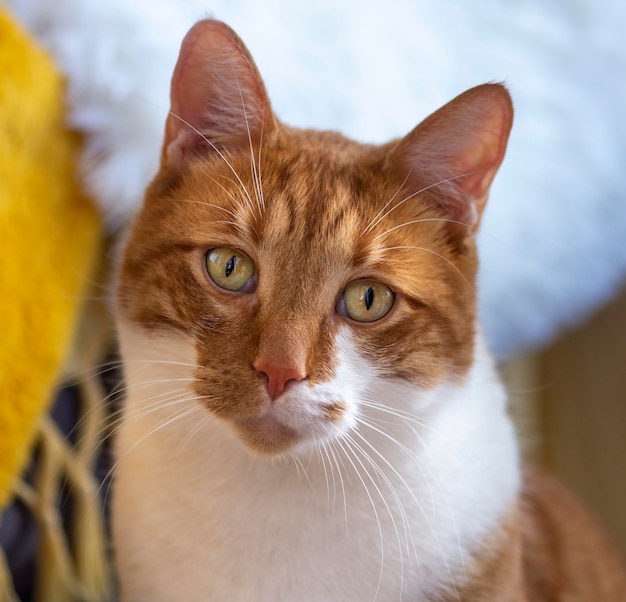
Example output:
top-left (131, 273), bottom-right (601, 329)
top-left (390, 84), bottom-right (513, 235)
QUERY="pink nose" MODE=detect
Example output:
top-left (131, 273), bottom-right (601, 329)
top-left (253, 358), bottom-right (306, 401)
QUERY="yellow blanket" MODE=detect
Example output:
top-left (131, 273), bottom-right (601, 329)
top-left (0, 7), bottom-right (100, 519)
top-left (0, 9), bottom-right (110, 600)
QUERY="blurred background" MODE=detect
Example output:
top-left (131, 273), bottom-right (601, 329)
top-left (505, 290), bottom-right (626, 554)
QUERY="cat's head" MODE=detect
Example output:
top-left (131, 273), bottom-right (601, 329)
top-left (117, 20), bottom-right (512, 456)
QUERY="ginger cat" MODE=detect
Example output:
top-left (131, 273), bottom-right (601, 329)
top-left (112, 19), bottom-right (626, 601)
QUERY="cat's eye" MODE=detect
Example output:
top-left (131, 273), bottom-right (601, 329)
top-left (339, 280), bottom-right (395, 323)
top-left (206, 247), bottom-right (255, 292)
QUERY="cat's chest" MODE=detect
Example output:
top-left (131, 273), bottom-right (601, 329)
top-left (115, 417), bottom-right (456, 601)
top-left (113, 342), bottom-right (520, 602)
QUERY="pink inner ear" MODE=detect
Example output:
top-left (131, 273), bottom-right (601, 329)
top-left (394, 84), bottom-right (513, 231)
top-left (451, 98), bottom-right (513, 209)
top-left (162, 19), bottom-right (273, 168)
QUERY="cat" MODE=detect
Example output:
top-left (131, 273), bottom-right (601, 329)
top-left (112, 18), bottom-right (626, 601)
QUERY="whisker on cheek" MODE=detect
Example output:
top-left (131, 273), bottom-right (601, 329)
top-left (102, 397), bottom-right (207, 494)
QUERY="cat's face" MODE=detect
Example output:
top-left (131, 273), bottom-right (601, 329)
top-left (117, 20), bottom-right (512, 456)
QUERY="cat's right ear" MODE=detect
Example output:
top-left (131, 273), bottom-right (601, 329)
top-left (162, 19), bottom-right (274, 169)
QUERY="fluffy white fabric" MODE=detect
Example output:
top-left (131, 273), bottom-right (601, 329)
top-left (5, 0), bottom-right (626, 359)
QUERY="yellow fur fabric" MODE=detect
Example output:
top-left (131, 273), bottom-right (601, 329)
top-left (0, 9), bottom-right (101, 508)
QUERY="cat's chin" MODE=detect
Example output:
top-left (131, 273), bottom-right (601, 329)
top-left (232, 414), bottom-right (301, 456)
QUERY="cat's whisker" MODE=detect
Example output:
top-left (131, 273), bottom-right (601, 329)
top-left (79, 379), bottom-right (212, 462)
top-left (88, 359), bottom-right (197, 386)
top-left (363, 185), bottom-right (428, 235)
top-left (354, 415), bottom-right (438, 528)
top-left (254, 111), bottom-right (266, 214)
top-left (122, 376), bottom-right (198, 388)
top-left (230, 69), bottom-right (264, 219)
top-left (174, 400), bottom-right (217, 456)
top-left (373, 217), bottom-right (472, 242)
top-left (346, 432), bottom-right (417, 575)
top-left (357, 412), bottom-right (468, 593)
top-left (99, 377), bottom-right (198, 407)
top-left (115, 390), bottom-right (199, 426)
top-left (380, 244), bottom-right (474, 291)
top-left (348, 428), bottom-right (425, 584)
top-left (159, 190), bottom-right (245, 230)
top-left (168, 111), bottom-right (258, 216)
top-left (313, 439), bottom-right (332, 506)
top-left (243, 99), bottom-right (266, 220)
top-left (290, 453), bottom-right (314, 491)
top-left (206, 219), bottom-right (245, 229)
top-left (358, 398), bottom-right (434, 431)
top-left (334, 436), bottom-right (386, 599)
top-left (123, 360), bottom-right (199, 368)
top-left (63, 374), bottom-right (198, 449)
top-left (357, 402), bottom-right (437, 470)
top-left (363, 172), bottom-right (411, 234)
top-left (106, 385), bottom-right (203, 429)
top-left (101, 397), bottom-right (206, 498)
top-left (195, 166), bottom-right (259, 240)
top-left (289, 454), bottom-right (304, 482)
top-left (319, 439), bottom-right (340, 511)
top-left (319, 440), bottom-right (337, 510)
top-left (73, 388), bottom-right (202, 459)
top-left (60, 362), bottom-right (123, 388)
top-left (364, 172), bottom-right (477, 235)
top-left (355, 414), bottom-right (466, 598)
top-left (327, 440), bottom-right (349, 534)
top-left (168, 197), bottom-right (238, 219)
top-left (337, 434), bottom-right (398, 601)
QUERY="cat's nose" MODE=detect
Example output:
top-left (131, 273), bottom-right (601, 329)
top-left (253, 358), bottom-right (306, 401)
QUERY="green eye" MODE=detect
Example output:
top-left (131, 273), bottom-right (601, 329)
top-left (341, 280), bottom-right (394, 323)
top-left (206, 247), bottom-right (255, 292)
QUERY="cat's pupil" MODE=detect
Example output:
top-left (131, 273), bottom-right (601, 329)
top-left (225, 256), bottom-right (236, 278)
top-left (365, 287), bottom-right (374, 311)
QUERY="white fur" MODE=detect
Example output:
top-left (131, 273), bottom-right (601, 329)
top-left (6, 0), bottom-right (626, 359)
top-left (114, 321), bottom-right (520, 601)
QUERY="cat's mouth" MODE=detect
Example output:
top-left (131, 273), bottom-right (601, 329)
top-left (229, 397), bottom-right (349, 456)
